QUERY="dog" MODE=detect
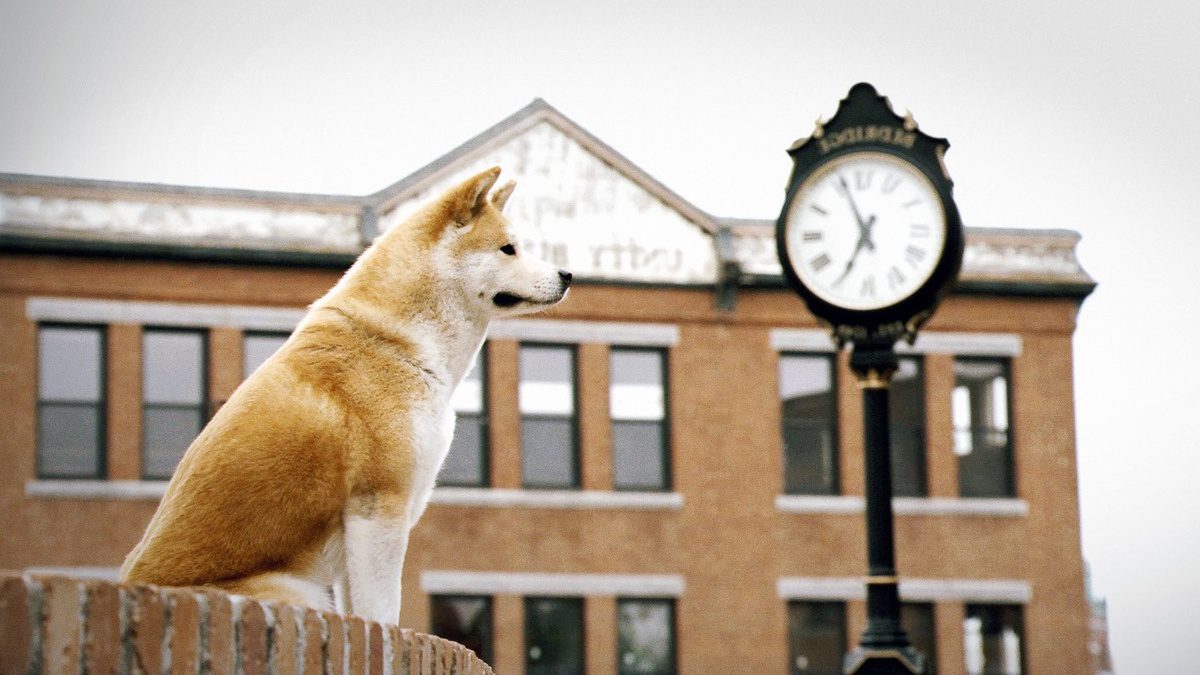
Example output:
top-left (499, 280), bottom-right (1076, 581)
top-left (119, 167), bottom-right (571, 624)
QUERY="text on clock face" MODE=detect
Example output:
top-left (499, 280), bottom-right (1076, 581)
top-left (786, 152), bottom-right (946, 311)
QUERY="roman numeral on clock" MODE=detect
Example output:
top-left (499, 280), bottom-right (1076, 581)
top-left (887, 265), bottom-right (906, 289)
top-left (861, 275), bottom-right (876, 298)
top-left (803, 231), bottom-right (823, 242)
top-left (905, 245), bottom-right (926, 267)
top-left (882, 174), bottom-right (901, 194)
top-left (811, 252), bottom-right (832, 272)
top-left (854, 170), bottom-right (873, 191)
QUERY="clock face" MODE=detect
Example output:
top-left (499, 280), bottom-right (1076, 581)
top-left (783, 151), bottom-right (947, 312)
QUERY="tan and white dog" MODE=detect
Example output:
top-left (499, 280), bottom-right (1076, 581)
top-left (119, 167), bottom-right (570, 624)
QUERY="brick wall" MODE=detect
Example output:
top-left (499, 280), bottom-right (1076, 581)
top-left (0, 574), bottom-right (492, 675)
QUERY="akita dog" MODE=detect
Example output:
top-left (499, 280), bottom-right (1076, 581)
top-left (119, 167), bottom-right (571, 624)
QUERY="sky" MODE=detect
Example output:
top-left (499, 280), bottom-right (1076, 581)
top-left (2, 1), bottom-right (1198, 671)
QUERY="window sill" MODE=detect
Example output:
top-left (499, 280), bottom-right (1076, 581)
top-left (25, 480), bottom-right (686, 511)
top-left (775, 495), bottom-right (1028, 517)
top-left (430, 487), bottom-right (683, 510)
top-left (776, 576), bottom-right (1032, 603)
top-left (26, 479), bottom-right (167, 500)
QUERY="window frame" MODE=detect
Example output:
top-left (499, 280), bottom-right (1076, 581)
top-left (140, 326), bottom-right (210, 481)
top-left (524, 595), bottom-right (586, 674)
top-left (779, 351), bottom-right (841, 496)
top-left (786, 599), bottom-right (848, 675)
top-left (616, 596), bottom-right (677, 675)
top-left (518, 342), bottom-right (581, 489)
top-left (429, 594), bottom-right (494, 665)
top-left (953, 356), bottom-right (1016, 498)
top-left (964, 603), bottom-right (1025, 675)
top-left (610, 346), bottom-right (672, 492)
top-left (901, 601), bottom-right (938, 675)
top-left (441, 344), bottom-right (491, 488)
top-left (35, 322), bottom-right (108, 480)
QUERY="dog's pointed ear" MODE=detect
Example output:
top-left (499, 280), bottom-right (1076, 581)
top-left (491, 180), bottom-right (517, 212)
top-left (450, 166), bottom-right (502, 225)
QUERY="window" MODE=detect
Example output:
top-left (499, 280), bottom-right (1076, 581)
top-left (37, 325), bottom-right (106, 478)
top-left (902, 603), bottom-right (937, 675)
top-left (520, 345), bottom-right (578, 488)
top-left (611, 348), bottom-right (670, 491)
top-left (890, 357), bottom-right (927, 497)
top-left (787, 600), bottom-right (846, 675)
top-left (964, 604), bottom-right (1024, 675)
top-left (525, 596), bottom-right (585, 674)
top-left (430, 595), bottom-right (493, 664)
top-left (617, 598), bottom-right (676, 674)
top-left (142, 329), bottom-right (207, 480)
top-left (780, 354), bottom-right (839, 495)
top-left (442, 348), bottom-right (489, 486)
top-left (953, 359), bottom-right (1014, 497)
top-left (242, 331), bottom-right (289, 379)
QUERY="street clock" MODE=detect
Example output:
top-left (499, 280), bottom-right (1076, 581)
top-left (776, 82), bottom-right (964, 347)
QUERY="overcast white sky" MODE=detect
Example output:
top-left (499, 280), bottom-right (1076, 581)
top-left (3, 1), bottom-right (1198, 671)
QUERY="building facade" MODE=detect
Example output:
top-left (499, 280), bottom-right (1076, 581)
top-left (0, 100), bottom-right (1096, 673)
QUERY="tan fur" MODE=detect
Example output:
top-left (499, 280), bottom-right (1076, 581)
top-left (119, 168), bottom-right (568, 618)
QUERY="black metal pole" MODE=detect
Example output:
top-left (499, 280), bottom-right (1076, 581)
top-left (845, 342), bottom-right (924, 675)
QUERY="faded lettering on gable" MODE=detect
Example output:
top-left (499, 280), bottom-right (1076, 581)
top-left (379, 122), bottom-right (717, 285)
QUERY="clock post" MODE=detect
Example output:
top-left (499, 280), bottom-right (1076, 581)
top-left (775, 83), bottom-right (964, 675)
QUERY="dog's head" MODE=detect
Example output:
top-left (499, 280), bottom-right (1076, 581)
top-left (423, 167), bottom-right (571, 319)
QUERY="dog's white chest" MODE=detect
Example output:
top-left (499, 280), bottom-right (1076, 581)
top-left (406, 398), bottom-right (455, 524)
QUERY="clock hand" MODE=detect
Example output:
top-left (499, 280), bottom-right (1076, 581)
top-left (838, 175), bottom-right (876, 251)
top-left (834, 214), bottom-right (876, 287)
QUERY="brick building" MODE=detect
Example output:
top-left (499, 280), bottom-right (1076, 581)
top-left (0, 100), bottom-right (1096, 673)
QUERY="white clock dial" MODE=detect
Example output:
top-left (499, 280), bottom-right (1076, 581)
top-left (784, 152), bottom-right (946, 311)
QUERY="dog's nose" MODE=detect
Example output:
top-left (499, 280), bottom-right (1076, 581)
top-left (558, 269), bottom-right (573, 286)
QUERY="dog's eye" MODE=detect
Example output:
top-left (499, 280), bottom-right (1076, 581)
top-left (500, 244), bottom-right (517, 256)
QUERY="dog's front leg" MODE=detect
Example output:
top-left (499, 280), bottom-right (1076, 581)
top-left (343, 504), bottom-right (409, 625)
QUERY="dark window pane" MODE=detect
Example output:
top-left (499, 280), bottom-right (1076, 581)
top-left (522, 418), bottom-right (576, 487)
top-left (38, 326), bottom-right (103, 402)
top-left (243, 332), bottom-right (289, 378)
top-left (902, 603), bottom-right (937, 675)
top-left (526, 597), bottom-right (584, 675)
top-left (442, 414), bottom-right (486, 486)
top-left (143, 331), bottom-right (205, 404)
top-left (618, 599), bottom-right (675, 675)
top-left (430, 595), bottom-right (492, 664)
top-left (954, 359), bottom-right (1014, 498)
top-left (964, 604), bottom-right (1024, 675)
top-left (788, 601), bottom-right (846, 675)
top-left (37, 403), bottom-right (102, 478)
top-left (782, 422), bottom-right (837, 495)
top-left (143, 405), bottom-right (202, 479)
top-left (780, 355), bottom-right (838, 495)
top-left (613, 421), bottom-right (666, 490)
top-left (890, 357), bottom-right (927, 497)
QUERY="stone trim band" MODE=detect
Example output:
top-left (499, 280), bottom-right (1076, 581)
top-left (420, 571), bottom-right (686, 598)
top-left (776, 576), bottom-right (1032, 603)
